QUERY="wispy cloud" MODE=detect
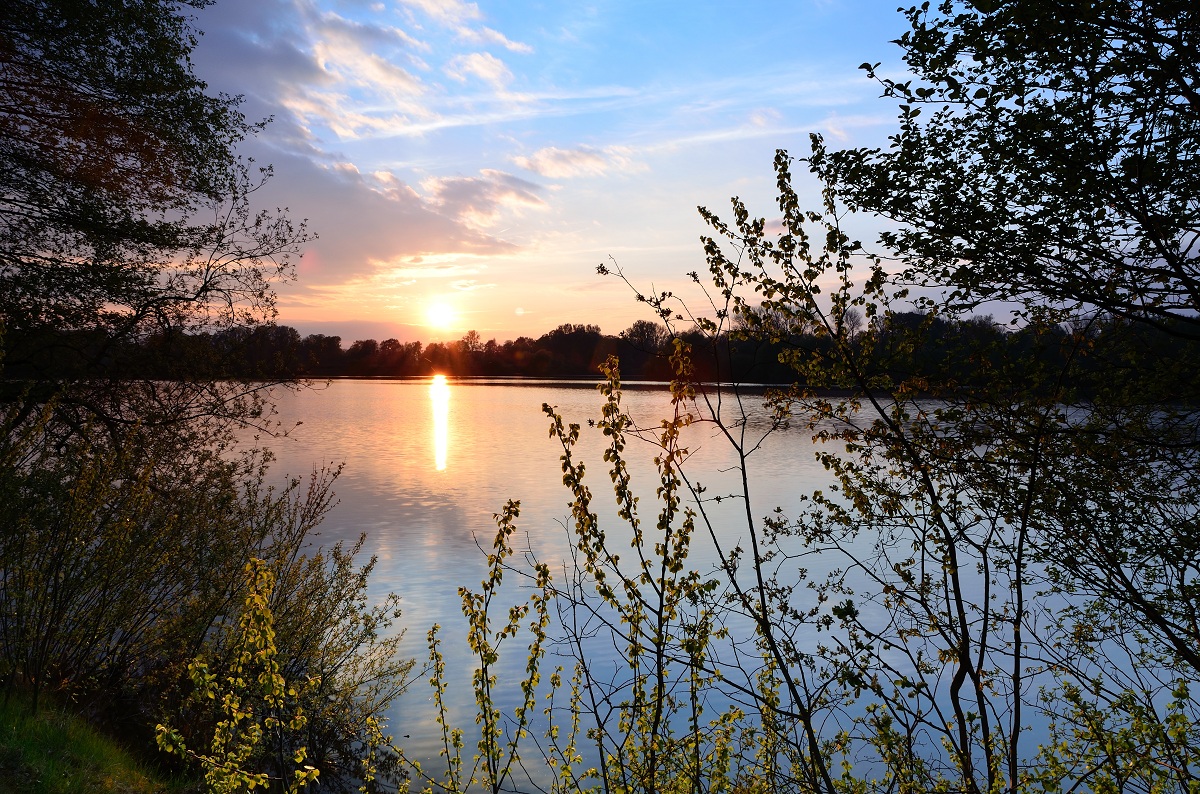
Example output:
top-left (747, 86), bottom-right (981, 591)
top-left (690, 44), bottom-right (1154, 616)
top-left (396, 0), bottom-right (533, 56)
top-left (398, 0), bottom-right (481, 25)
top-left (336, 66), bottom-right (873, 143)
top-left (640, 111), bottom-right (892, 153)
top-left (452, 279), bottom-right (498, 290)
top-left (445, 52), bottom-right (513, 89)
top-left (749, 108), bottom-right (782, 127)
top-left (512, 145), bottom-right (643, 178)
top-left (378, 261), bottom-right (487, 280)
top-left (421, 169), bottom-right (546, 227)
top-left (280, 93), bottom-right (424, 140)
top-left (457, 25), bottom-right (533, 53)
top-left (314, 9), bottom-right (429, 54)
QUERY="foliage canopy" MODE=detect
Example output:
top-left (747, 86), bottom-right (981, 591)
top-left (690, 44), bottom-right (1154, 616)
top-left (820, 0), bottom-right (1200, 331)
top-left (0, 0), bottom-right (309, 436)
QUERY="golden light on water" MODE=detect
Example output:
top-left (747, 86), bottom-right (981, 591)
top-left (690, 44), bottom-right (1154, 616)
top-left (430, 373), bottom-right (450, 471)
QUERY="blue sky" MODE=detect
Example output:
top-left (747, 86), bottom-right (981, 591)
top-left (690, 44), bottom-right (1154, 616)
top-left (190, 0), bottom-right (913, 343)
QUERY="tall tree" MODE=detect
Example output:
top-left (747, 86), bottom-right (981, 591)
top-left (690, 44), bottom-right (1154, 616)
top-left (0, 0), bottom-right (308, 436)
top-left (802, 0), bottom-right (1200, 670)
top-left (816, 0), bottom-right (1200, 334)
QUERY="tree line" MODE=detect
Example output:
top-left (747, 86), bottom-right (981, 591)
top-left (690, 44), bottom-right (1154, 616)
top-left (6, 310), bottom-right (1197, 394)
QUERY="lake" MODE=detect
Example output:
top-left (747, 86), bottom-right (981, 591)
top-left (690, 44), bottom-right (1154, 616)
top-left (253, 377), bottom-right (832, 773)
top-left (244, 376), bottom-right (1170, 793)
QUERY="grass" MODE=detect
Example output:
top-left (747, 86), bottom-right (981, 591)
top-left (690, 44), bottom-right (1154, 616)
top-left (0, 695), bottom-right (184, 794)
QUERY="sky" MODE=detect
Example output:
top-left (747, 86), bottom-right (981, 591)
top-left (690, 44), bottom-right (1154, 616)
top-left (188, 0), bottom-right (914, 344)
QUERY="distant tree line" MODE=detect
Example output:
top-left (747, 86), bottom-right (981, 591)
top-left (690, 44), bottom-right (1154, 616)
top-left (4, 311), bottom-right (1196, 395)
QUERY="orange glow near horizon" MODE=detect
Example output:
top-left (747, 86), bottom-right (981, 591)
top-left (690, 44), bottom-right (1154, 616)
top-left (430, 373), bottom-right (450, 471)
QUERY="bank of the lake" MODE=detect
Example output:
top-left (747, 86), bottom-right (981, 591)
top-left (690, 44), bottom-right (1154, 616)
top-left (0, 695), bottom-right (184, 794)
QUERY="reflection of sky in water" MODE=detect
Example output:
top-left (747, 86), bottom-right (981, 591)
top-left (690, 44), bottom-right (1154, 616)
top-left (251, 379), bottom-right (832, 776)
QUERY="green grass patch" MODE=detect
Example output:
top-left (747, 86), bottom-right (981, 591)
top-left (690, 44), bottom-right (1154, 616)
top-left (0, 696), bottom-right (183, 794)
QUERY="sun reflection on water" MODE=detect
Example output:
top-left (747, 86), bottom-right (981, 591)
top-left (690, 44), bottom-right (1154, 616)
top-left (429, 374), bottom-right (450, 471)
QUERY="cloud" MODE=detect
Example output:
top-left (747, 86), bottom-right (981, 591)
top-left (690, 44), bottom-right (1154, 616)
top-left (280, 92), bottom-right (423, 141)
top-left (375, 259), bottom-right (487, 280)
top-left (193, 1), bottom-right (436, 143)
top-left (398, 0), bottom-right (482, 25)
top-left (315, 10), bottom-right (429, 56)
top-left (456, 25), bottom-right (533, 54)
top-left (187, 1), bottom-right (533, 294)
top-left (283, 254), bottom-right (498, 326)
top-left (239, 148), bottom-right (518, 288)
top-left (445, 52), bottom-right (513, 89)
top-left (299, 8), bottom-right (438, 138)
top-left (421, 169), bottom-right (546, 227)
top-left (311, 34), bottom-right (423, 98)
top-left (512, 145), bottom-right (643, 178)
top-left (749, 108), bottom-right (782, 127)
top-left (396, 1), bottom-right (532, 56)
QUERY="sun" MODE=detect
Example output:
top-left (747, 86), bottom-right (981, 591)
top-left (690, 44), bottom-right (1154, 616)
top-left (425, 302), bottom-right (456, 331)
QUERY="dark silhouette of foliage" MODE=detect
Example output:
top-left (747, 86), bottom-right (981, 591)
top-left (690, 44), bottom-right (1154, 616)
top-left (820, 0), bottom-right (1200, 335)
top-left (0, 0), bottom-right (310, 439)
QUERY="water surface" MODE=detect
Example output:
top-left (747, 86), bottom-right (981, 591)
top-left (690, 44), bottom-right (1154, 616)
top-left (256, 377), bottom-right (830, 769)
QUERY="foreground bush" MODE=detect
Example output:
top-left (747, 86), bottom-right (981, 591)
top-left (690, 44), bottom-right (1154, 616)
top-left (0, 413), bottom-right (412, 789)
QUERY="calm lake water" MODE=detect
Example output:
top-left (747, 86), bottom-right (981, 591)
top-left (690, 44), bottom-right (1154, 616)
top-left (255, 377), bottom-right (832, 771)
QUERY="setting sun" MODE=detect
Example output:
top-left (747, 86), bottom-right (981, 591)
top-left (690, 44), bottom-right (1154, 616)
top-left (425, 302), bottom-right (456, 331)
